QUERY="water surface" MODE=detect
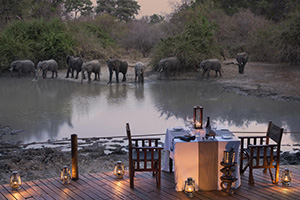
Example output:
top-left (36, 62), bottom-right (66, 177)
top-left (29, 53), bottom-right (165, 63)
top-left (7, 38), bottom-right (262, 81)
top-left (1, 77), bottom-right (300, 151)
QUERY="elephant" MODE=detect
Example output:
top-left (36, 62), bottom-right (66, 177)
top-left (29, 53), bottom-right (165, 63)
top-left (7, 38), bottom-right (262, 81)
top-left (199, 59), bottom-right (222, 79)
top-left (10, 60), bottom-right (37, 79)
top-left (66, 56), bottom-right (83, 79)
top-left (157, 57), bottom-right (180, 79)
top-left (134, 62), bottom-right (144, 83)
top-left (106, 59), bottom-right (128, 84)
top-left (81, 60), bottom-right (101, 84)
top-left (236, 52), bottom-right (248, 74)
top-left (37, 59), bottom-right (58, 79)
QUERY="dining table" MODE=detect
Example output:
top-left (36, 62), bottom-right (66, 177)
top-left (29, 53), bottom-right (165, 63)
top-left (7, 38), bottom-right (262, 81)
top-left (162, 127), bottom-right (190, 172)
top-left (164, 127), bottom-right (241, 191)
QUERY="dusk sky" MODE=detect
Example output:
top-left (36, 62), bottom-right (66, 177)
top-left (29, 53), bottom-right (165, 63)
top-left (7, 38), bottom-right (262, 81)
top-left (136, 0), bottom-right (182, 17)
top-left (92, 0), bottom-right (182, 17)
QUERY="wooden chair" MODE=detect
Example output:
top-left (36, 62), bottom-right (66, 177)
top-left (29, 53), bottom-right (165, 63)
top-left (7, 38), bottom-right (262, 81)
top-left (126, 123), bottom-right (163, 189)
top-left (239, 121), bottom-right (283, 185)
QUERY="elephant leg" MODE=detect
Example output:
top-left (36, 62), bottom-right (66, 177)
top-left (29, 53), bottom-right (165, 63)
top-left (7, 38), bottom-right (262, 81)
top-left (88, 72), bottom-right (91, 83)
top-left (108, 70), bottom-right (113, 84)
top-left (115, 71), bottom-right (119, 83)
top-left (55, 71), bottom-right (58, 78)
top-left (135, 74), bottom-right (137, 83)
top-left (71, 68), bottom-right (74, 78)
top-left (75, 70), bottom-right (79, 79)
top-left (66, 68), bottom-right (70, 78)
top-left (215, 70), bottom-right (218, 78)
top-left (219, 70), bottom-right (222, 78)
top-left (51, 71), bottom-right (55, 78)
top-left (122, 72), bottom-right (126, 82)
top-left (141, 74), bottom-right (144, 83)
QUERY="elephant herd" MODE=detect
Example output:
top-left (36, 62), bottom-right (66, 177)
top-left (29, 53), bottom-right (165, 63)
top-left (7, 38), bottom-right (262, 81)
top-left (8, 56), bottom-right (146, 84)
top-left (157, 52), bottom-right (249, 79)
top-left (8, 52), bottom-right (248, 82)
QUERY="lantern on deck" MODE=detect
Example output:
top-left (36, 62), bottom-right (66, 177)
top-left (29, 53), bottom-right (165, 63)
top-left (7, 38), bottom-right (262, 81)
top-left (60, 166), bottom-right (72, 184)
top-left (193, 106), bottom-right (203, 129)
top-left (281, 168), bottom-right (292, 186)
top-left (184, 177), bottom-right (195, 197)
top-left (114, 161), bottom-right (125, 178)
top-left (10, 171), bottom-right (21, 190)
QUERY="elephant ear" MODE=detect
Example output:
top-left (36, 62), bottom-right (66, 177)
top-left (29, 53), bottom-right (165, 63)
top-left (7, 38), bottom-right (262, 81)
top-left (15, 62), bottom-right (22, 70)
top-left (41, 62), bottom-right (48, 70)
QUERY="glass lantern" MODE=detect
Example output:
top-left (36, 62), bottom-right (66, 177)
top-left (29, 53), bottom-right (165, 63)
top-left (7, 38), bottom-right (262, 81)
top-left (184, 177), bottom-right (195, 197)
top-left (114, 161), bottom-right (125, 178)
top-left (60, 166), bottom-right (72, 184)
top-left (10, 171), bottom-right (21, 190)
top-left (281, 168), bottom-right (292, 186)
top-left (193, 106), bottom-right (203, 129)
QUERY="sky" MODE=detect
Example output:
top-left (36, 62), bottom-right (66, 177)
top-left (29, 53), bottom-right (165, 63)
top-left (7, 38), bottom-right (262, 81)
top-left (136, 0), bottom-right (182, 17)
top-left (92, 0), bottom-right (182, 18)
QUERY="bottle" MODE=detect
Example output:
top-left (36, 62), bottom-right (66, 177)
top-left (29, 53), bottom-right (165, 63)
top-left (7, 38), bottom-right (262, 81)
top-left (205, 116), bottom-right (211, 130)
top-left (205, 116), bottom-right (211, 137)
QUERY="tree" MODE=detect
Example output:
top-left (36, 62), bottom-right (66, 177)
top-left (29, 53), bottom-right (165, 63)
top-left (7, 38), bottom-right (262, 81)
top-left (65, 0), bottom-right (93, 19)
top-left (122, 18), bottom-right (165, 57)
top-left (149, 14), bottom-right (164, 24)
top-left (96, 0), bottom-right (140, 22)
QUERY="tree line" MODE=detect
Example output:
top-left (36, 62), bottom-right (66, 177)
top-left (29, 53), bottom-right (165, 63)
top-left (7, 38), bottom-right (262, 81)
top-left (0, 0), bottom-right (300, 72)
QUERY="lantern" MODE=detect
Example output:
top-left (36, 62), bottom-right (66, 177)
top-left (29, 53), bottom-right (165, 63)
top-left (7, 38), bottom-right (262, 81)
top-left (114, 161), bottom-right (125, 178)
top-left (223, 148), bottom-right (235, 164)
top-left (281, 168), bottom-right (292, 186)
top-left (10, 171), bottom-right (21, 190)
top-left (184, 177), bottom-right (195, 197)
top-left (60, 166), bottom-right (72, 184)
top-left (193, 106), bottom-right (203, 129)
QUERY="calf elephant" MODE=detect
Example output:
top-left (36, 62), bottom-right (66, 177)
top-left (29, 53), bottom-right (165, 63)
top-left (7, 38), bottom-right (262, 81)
top-left (106, 59), bottom-right (128, 84)
top-left (236, 52), bottom-right (248, 74)
top-left (199, 59), bottom-right (222, 79)
top-left (66, 56), bottom-right (83, 79)
top-left (81, 60), bottom-right (101, 84)
top-left (37, 59), bottom-right (58, 79)
top-left (157, 57), bottom-right (180, 79)
top-left (10, 60), bottom-right (37, 79)
top-left (134, 62), bottom-right (144, 83)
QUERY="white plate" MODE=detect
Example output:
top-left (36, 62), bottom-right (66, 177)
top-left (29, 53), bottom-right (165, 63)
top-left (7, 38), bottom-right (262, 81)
top-left (173, 126), bottom-right (183, 131)
top-left (222, 135), bottom-right (232, 139)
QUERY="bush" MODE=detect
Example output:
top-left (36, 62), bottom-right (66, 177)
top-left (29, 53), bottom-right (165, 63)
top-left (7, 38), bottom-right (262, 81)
top-left (0, 19), bottom-right (75, 70)
top-left (151, 10), bottom-right (220, 71)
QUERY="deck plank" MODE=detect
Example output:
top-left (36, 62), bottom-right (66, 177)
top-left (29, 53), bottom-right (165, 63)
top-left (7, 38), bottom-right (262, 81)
top-left (0, 165), bottom-right (299, 200)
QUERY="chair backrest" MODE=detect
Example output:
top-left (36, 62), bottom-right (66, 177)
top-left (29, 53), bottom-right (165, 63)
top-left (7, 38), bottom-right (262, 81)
top-left (266, 121), bottom-right (284, 146)
top-left (126, 123), bottom-right (132, 150)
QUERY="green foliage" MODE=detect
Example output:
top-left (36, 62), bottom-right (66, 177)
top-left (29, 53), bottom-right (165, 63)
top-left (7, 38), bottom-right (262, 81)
top-left (278, 11), bottom-right (300, 64)
top-left (65, 0), bottom-right (93, 19)
top-left (0, 19), bottom-right (75, 70)
top-left (151, 11), bottom-right (219, 71)
top-left (96, 0), bottom-right (140, 22)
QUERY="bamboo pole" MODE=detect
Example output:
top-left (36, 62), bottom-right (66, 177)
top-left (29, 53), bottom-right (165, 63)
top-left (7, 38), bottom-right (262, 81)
top-left (71, 134), bottom-right (78, 180)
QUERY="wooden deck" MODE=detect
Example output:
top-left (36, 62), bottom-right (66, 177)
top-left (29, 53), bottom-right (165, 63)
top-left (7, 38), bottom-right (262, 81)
top-left (1, 165), bottom-right (299, 200)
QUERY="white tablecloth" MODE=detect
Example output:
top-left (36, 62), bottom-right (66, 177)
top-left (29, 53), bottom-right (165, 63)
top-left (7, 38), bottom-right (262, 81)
top-left (162, 127), bottom-right (190, 172)
top-left (173, 131), bottom-right (240, 191)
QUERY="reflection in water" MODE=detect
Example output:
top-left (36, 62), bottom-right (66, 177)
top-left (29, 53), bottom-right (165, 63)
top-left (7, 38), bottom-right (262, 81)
top-left (1, 78), bottom-right (300, 149)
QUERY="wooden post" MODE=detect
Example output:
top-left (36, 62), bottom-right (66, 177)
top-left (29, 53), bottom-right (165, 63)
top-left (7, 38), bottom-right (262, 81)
top-left (71, 134), bottom-right (78, 180)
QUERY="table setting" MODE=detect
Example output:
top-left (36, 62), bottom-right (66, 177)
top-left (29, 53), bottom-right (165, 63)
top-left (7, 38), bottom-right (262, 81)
top-left (163, 105), bottom-right (241, 192)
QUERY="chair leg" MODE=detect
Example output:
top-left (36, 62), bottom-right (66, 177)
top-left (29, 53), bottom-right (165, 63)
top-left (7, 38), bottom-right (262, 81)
top-left (273, 166), bottom-right (280, 184)
top-left (240, 151), bottom-right (244, 174)
top-left (169, 158), bottom-right (173, 173)
top-left (156, 169), bottom-right (161, 188)
top-left (129, 162), bottom-right (134, 189)
top-left (249, 156), bottom-right (254, 185)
